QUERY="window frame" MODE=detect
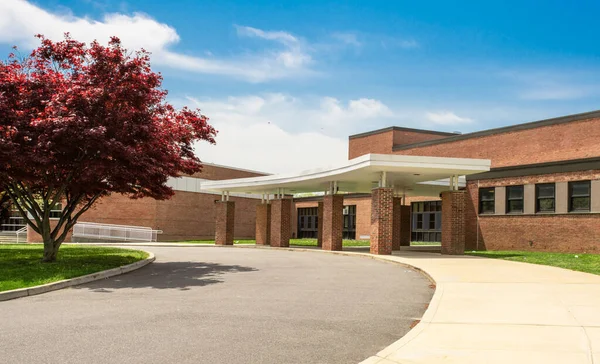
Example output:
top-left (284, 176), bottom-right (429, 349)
top-left (535, 183), bottom-right (555, 213)
top-left (506, 185), bottom-right (524, 214)
top-left (569, 180), bottom-right (591, 212)
top-left (479, 187), bottom-right (495, 215)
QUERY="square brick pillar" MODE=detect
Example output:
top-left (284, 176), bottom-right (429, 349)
top-left (317, 201), bottom-right (323, 248)
top-left (255, 203), bottom-right (271, 246)
top-left (322, 195), bottom-right (343, 251)
top-left (400, 205), bottom-right (411, 247)
top-left (270, 198), bottom-right (291, 247)
top-left (215, 201), bottom-right (235, 246)
top-left (392, 197), bottom-right (402, 251)
top-left (370, 187), bottom-right (394, 255)
top-left (441, 190), bottom-right (466, 255)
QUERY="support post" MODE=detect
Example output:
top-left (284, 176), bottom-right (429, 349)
top-left (255, 202), bottom-right (271, 246)
top-left (215, 200), bottom-right (235, 245)
top-left (392, 196), bottom-right (402, 250)
top-left (400, 204), bottom-right (411, 246)
top-left (370, 187), bottom-right (394, 255)
top-left (270, 198), bottom-right (291, 247)
top-left (317, 201), bottom-right (323, 247)
top-left (322, 194), bottom-right (343, 251)
top-left (441, 190), bottom-right (466, 255)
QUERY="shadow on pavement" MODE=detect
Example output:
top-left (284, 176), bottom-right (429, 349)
top-left (74, 261), bottom-right (258, 292)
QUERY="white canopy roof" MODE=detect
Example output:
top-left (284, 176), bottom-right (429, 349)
top-left (201, 154), bottom-right (491, 197)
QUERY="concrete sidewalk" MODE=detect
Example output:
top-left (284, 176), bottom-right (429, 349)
top-left (361, 251), bottom-right (600, 364)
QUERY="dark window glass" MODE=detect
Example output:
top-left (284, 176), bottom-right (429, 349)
top-left (479, 188), bottom-right (495, 214)
top-left (416, 214), bottom-right (423, 229)
top-left (536, 183), bottom-right (555, 213)
top-left (429, 214), bottom-right (436, 229)
top-left (569, 181), bottom-right (591, 212)
top-left (506, 185), bottom-right (524, 213)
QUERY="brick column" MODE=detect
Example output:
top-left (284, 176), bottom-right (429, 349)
top-left (215, 201), bottom-right (235, 246)
top-left (400, 205), bottom-right (411, 246)
top-left (370, 187), bottom-right (394, 255)
top-left (270, 198), bottom-right (291, 247)
top-left (392, 197), bottom-right (402, 250)
top-left (317, 201), bottom-right (323, 248)
top-left (322, 195), bottom-right (343, 251)
top-left (255, 203), bottom-right (271, 246)
top-left (441, 190), bottom-right (466, 255)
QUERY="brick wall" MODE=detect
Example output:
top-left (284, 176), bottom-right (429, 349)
top-left (370, 188), bottom-right (394, 254)
top-left (349, 128), bottom-right (453, 160)
top-left (72, 164), bottom-right (264, 242)
top-left (466, 170), bottom-right (600, 252)
top-left (348, 130), bottom-right (395, 160)
top-left (441, 190), bottom-right (466, 255)
top-left (322, 195), bottom-right (343, 251)
top-left (270, 198), bottom-right (291, 247)
top-left (397, 117), bottom-right (600, 168)
top-left (215, 201), bottom-right (235, 245)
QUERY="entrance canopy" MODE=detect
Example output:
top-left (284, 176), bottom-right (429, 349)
top-left (201, 154), bottom-right (491, 197)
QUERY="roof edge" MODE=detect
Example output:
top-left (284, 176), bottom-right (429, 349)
top-left (201, 162), bottom-right (272, 176)
top-left (349, 126), bottom-right (459, 140)
top-left (466, 156), bottom-right (600, 181)
top-left (393, 109), bottom-right (600, 151)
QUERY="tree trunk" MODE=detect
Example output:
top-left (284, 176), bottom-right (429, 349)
top-left (42, 240), bottom-right (60, 262)
top-left (41, 216), bottom-right (60, 262)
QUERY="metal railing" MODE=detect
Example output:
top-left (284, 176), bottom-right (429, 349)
top-left (15, 226), bottom-right (27, 243)
top-left (72, 222), bottom-right (162, 242)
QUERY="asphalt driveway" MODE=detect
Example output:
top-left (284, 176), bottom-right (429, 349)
top-left (0, 247), bottom-right (433, 364)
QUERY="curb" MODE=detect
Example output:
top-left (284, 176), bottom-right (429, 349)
top-left (0, 251), bottom-right (155, 302)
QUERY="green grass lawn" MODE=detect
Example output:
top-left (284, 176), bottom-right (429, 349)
top-left (0, 244), bottom-right (149, 292)
top-left (410, 241), bottom-right (442, 246)
top-left (466, 250), bottom-right (600, 276)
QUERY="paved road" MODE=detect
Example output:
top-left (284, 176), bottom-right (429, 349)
top-left (0, 247), bottom-right (432, 364)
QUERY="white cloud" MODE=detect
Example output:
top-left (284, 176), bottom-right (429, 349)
top-left (0, 0), bottom-right (314, 82)
top-left (425, 111), bottom-right (473, 125)
top-left (331, 32), bottom-right (362, 47)
top-left (188, 94), bottom-right (354, 174)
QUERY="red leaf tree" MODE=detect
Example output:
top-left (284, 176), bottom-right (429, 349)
top-left (0, 34), bottom-right (216, 261)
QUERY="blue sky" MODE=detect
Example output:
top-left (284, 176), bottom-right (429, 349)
top-left (2, 0), bottom-right (600, 173)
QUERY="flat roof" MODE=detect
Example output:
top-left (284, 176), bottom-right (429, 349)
top-left (201, 154), bottom-right (490, 197)
top-left (349, 126), bottom-right (459, 140)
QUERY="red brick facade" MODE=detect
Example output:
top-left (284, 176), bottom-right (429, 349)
top-left (441, 191), bottom-right (466, 255)
top-left (396, 117), bottom-right (600, 168)
top-left (255, 203), bottom-right (271, 246)
top-left (215, 201), bottom-right (235, 245)
top-left (68, 164), bottom-right (266, 242)
top-left (322, 195), bottom-right (343, 251)
top-left (465, 170), bottom-right (600, 253)
top-left (270, 198), bottom-right (291, 247)
top-left (370, 188), bottom-right (394, 255)
top-left (349, 128), bottom-right (455, 160)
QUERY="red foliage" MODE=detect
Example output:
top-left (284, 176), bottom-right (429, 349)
top-left (0, 34), bottom-right (216, 201)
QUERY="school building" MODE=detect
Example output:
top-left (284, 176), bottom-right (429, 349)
top-left (8, 109), bottom-right (600, 254)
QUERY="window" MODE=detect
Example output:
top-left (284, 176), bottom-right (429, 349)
top-left (416, 214), bottom-right (423, 229)
top-left (429, 213), bottom-right (436, 229)
top-left (569, 181), bottom-right (591, 212)
top-left (536, 183), bottom-right (555, 213)
top-left (506, 185), bottom-right (524, 213)
top-left (479, 188), bottom-right (495, 214)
